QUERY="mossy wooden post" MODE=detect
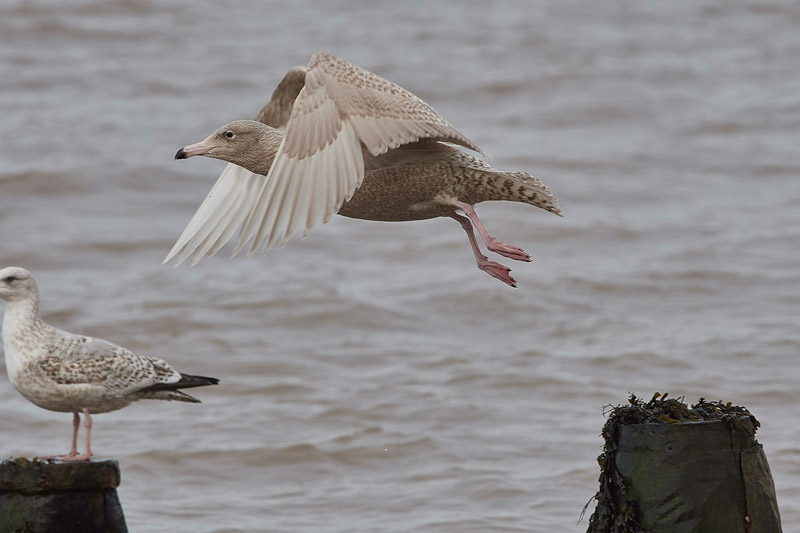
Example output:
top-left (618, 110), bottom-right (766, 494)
top-left (0, 458), bottom-right (127, 533)
top-left (587, 395), bottom-right (782, 533)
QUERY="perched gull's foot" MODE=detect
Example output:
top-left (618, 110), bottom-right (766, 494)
top-left (485, 238), bottom-right (531, 262)
top-left (54, 453), bottom-right (92, 462)
top-left (42, 452), bottom-right (78, 461)
top-left (477, 256), bottom-right (517, 288)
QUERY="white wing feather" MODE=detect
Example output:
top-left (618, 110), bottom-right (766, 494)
top-left (164, 163), bottom-right (266, 265)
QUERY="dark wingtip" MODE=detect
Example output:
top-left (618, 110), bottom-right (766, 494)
top-left (175, 148), bottom-right (187, 160)
top-left (137, 374), bottom-right (220, 394)
top-left (186, 375), bottom-right (220, 387)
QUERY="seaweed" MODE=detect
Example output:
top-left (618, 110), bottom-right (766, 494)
top-left (583, 392), bottom-right (759, 533)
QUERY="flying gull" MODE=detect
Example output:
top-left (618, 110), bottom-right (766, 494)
top-left (169, 53), bottom-right (561, 287)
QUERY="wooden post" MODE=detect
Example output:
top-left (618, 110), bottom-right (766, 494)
top-left (586, 395), bottom-right (782, 533)
top-left (0, 458), bottom-right (127, 533)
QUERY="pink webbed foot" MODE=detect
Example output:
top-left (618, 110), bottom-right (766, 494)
top-left (450, 212), bottom-right (519, 288)
top-left (451, 201), bottom-right (531, 263)
top-left (45, 452), bottom-right (78, 460)
top-left (477, 255), bottom-right (517, 287)
top-left (485, 238), bottom-right (531, 262)
top-left (54, 453), bottom-right (92, 462)
top-left (44, 449), bottom-right (92, 462)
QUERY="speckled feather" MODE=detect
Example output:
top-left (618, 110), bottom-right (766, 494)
top-left (1, 267), bottom-right (218, 415)
top-left (39, 338), bottom-right (180, 393)
top-left (166, 53), bottom-right (561, 271)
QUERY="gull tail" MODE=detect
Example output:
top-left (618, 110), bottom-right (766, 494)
top-left (137, 373), bottom-right (219, 403)
top-left (485, 171), bottom-right (562, 217)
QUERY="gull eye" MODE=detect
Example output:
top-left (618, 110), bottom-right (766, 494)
top-left (3, 276), bottom-right (17, 283)
top-left (225, 131), bottom-right (235, 139)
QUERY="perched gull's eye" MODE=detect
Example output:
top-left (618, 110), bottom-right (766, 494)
top-left (225, 131), bottom-right (235, 139)
top-left (3, 276), bottom-right (17, 283)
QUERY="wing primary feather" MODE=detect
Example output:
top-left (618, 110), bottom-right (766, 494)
top-left (164, 163), bottom-right (236, 264)
top-left (188, 167), bottom-right (262, 263)
top-left (234, 137), bottom-right (290, 255)
top-left (249, 154), bottom-right (291, 255)
top-left (302, 151), bottom-right (323, 238)
top-left (256, 152), bottom-right (301, 254)
top-left (273, 157), bottom-right (304, 247)
top-left (348, 136), bottom-right (366, 212)
top-left (191, 179), bottom-right (252, 264)
top-left (166, 163), bottom-right (260, 265)
top-left (336, 136), bottom-right (355, 202)
top-left (211, 170), bottom-right (264, 257)
top-left (190, 203), bottom-right (239, 265)
top-left (338, 130), bottom-right (358, 202)
top-left (282, 156), bottom-right (315, 246)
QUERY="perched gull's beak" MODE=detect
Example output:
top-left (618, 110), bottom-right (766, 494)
top-left (175, 140), bottom-right (212, 160)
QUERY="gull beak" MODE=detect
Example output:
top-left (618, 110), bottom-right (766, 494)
top-left (175, 140), bottom-right (213, 160)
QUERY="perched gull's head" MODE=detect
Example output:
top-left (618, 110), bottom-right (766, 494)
top-left (0, 267), bottom-right (37, 303)
top-left (174, 120), bottom-right (282, 176)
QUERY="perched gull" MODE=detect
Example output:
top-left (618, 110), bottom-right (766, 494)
top-left (169, 52), bottom-right (561, 287)
top-left (0, 267), bottom-right (219, 461)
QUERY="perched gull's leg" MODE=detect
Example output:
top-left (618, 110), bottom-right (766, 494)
top-left (48, 412), bottom-right (81, 460)
top-left (452, 201), bottom-right (531, 262)
top-left (59, 410), bottom-right (93, 462)
top-left (82, 411), bottom-right (93, 460)
top-left (450, 213), bottom-right (517, 288)
top-left (68, 412), bottom-right (80, 457)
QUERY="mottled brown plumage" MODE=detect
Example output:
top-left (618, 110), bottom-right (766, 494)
top-left (169, 53), bottom-right (561, 286)
top-left (0, 267), bottom-right (218, 461)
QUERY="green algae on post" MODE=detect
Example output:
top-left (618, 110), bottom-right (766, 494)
top-left (584, 393), bottom-right (780, 533)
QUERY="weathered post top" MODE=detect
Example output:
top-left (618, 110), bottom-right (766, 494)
top-left (585, 394), bottom-right (782, 533)
top-left (0, 457), bottom-right (121, 494)
top-left (0, 458), bottom-right (127, 533)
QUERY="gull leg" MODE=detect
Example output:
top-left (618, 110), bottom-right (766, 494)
top-left (68, 412), bottom-right (80, 457)
top-left (450, 213), bottom-right (517, 287)
top-left (59, 410), bottom-right (93, 462)
top-left (82, 411), bottom-right (93, 460)
top-left (46, 412), bottom-right (81, 460)
top-left (452, 201), bottom-right (531, 262)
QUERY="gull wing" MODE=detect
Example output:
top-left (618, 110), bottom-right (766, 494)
top-left (254, 65), bottom-right (308, 129)
top-left (39, 336), bottom-right (182, 395)
top-left (163, 163), bottom-right (266, 265)
top-left (164, 66), bottom-right (307, 265)
top-left (235, 52), bottom-right (483, 255)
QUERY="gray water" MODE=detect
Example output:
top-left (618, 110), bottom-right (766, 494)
top-left (1, 1), bottom-right (799, 531)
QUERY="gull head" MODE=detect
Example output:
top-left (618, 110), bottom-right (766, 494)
top-left (174, 120), bottom-right (282, 175)
top-left (0, 267), bottom-right (38, 303)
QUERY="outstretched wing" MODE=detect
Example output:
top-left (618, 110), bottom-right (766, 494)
top-left (235, 52), bottom-right (483, 255)
top-left (164, 163), bottom-right (268, 265)
top-left (164, 66), bottom-right (307, 265)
